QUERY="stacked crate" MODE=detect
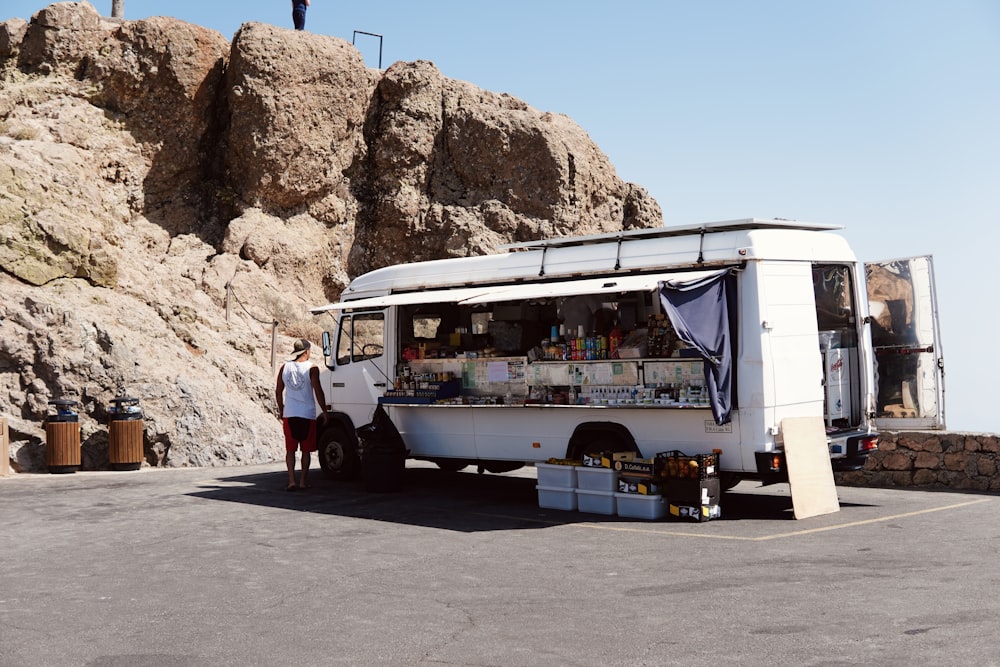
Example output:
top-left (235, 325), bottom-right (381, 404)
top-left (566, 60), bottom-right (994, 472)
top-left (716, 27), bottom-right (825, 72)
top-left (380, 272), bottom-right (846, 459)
top-left (611, 452), bottom-right (667, 520)
top-left (535, 462), bottom-right (578, 511)
top-left (574, 455), bottom-right (619, 515)
top-left (659, 450), bottom-right (723, 522)
top-left (536, 450), bottom-right (722, 522)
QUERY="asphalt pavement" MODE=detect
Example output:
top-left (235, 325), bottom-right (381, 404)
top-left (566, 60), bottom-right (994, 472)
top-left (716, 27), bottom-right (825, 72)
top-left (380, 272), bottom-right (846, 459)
top-left (1, 461), bottom-right (998, 666)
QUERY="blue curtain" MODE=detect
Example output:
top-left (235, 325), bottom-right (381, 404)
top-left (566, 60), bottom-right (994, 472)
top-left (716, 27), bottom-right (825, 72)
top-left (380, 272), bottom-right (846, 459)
top-left (658, 270), bottom-right (734, 424)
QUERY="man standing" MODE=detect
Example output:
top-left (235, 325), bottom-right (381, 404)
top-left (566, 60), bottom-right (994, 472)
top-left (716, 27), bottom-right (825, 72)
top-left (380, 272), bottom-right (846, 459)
top-left (275, 338), bottom-right (330, 490)
top-left (292, 0), bottom-right (310, 31)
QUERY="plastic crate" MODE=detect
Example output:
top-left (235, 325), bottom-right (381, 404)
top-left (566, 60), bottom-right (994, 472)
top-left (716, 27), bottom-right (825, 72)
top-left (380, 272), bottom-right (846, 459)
top-left (655, 450), bottom-right (720, 480)
top-left (614, 493), bottom-right (666, 520)
top-left (576, 489), bottom-right (616, 515)
top-left (618, 476), bottom-right (663, 496)
top-left (668, 502), bottom-right (722, 522)
top-left (537, 485), bottom-right (577, 511)
top-left (535, 462), bottom-right (577, 488)
top-left (575, 466), bottom-right (619, 492)
top-left (665, 477), bottom-right (721, 505)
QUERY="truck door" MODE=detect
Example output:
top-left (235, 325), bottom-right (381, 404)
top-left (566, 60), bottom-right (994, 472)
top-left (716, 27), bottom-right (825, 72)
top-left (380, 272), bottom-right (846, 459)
top-left (325, 310), bottom-right (389, 428)
top-left (865, 256), bottom-right (945, 429)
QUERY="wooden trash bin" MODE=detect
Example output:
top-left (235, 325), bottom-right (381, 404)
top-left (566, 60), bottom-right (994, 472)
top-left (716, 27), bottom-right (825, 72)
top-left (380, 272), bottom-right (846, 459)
top-left (45, 399), bottom-right (80, 474)
top-left (108, 397), bottom-right (144, 471)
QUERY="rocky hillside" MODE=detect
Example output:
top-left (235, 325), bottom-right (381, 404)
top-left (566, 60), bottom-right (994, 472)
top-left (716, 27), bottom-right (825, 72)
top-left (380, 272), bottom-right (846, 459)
top-left (0, 2), bottom-right (663, 472)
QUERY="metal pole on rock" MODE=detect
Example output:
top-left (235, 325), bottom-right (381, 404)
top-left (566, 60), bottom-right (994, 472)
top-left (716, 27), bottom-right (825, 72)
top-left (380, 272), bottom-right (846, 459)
top-left (270, 321), bottom-right (279, 373)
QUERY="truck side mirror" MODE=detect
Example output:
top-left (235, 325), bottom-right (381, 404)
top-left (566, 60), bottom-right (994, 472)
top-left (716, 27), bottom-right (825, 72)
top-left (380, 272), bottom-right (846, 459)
top-left (321, 331), bottom-right (334, 369)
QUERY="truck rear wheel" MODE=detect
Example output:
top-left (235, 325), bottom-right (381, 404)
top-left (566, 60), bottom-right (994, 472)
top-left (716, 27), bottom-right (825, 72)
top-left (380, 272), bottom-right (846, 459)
top-left (568, 438), bottom-right (637, 461)
top-left (566, 423), bottom-right (639, 461)
top-left (318, 423), bottom-right (360, 480)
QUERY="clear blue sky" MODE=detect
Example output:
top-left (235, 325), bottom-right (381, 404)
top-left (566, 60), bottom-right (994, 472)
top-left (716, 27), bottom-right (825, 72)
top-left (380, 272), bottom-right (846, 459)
top-left (6, 1), bottom-right (999, 433)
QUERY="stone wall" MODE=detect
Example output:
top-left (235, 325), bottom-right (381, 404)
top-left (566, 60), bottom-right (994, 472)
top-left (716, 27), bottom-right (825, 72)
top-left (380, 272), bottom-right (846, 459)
top-left (835, 431), bottom-right (1000, 493)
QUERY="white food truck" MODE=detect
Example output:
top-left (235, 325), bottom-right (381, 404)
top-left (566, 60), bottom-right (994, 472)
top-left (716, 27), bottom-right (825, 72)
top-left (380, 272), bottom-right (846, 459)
top-left (310, 219), bottom-right (944, 490)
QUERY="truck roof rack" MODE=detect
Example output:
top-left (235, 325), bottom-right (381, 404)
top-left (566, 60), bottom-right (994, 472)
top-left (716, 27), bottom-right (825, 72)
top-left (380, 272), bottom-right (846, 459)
top-left (499, 218), bottom-right (844, 252)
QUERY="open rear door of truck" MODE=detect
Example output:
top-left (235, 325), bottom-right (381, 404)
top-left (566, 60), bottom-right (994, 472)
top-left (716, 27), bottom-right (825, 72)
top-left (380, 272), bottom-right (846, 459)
top-left (865, 255), bottom-right (945, 430)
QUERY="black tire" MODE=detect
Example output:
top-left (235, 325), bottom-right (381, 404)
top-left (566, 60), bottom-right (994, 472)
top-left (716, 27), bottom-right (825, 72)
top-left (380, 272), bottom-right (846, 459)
top-left (566, 422), bottom-right (639, 461)
top-left (318, 423), bottom-right (361, 480)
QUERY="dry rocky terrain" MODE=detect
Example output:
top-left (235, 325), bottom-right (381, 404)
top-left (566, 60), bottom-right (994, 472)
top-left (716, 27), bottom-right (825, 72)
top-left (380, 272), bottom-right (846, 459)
top-left (0, 2), bottom-right (662, 472)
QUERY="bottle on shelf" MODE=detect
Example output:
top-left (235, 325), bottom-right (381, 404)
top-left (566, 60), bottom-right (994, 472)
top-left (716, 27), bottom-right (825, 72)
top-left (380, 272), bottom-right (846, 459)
top-left (609, 324), bottom-right (621, 358)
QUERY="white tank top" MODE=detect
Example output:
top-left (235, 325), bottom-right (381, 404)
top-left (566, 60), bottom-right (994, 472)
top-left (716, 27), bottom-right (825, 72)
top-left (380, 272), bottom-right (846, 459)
top-left (281, 360), bottom-right (317, 419)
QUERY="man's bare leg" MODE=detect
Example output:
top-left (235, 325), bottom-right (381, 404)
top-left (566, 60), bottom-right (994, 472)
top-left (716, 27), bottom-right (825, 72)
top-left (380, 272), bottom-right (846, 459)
top-left (299, 452), bottom-right (311, 489)
top-left (286, 450), bottom-right (297, 489)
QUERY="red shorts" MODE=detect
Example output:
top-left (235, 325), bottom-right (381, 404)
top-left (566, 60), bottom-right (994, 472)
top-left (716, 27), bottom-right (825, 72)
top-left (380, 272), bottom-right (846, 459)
top-left (283, 417), bottom-right (317, 453)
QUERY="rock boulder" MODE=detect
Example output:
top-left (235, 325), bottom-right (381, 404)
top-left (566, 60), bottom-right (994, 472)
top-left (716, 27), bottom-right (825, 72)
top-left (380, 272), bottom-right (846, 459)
top-left (0, 2), bottom-right (663, 472)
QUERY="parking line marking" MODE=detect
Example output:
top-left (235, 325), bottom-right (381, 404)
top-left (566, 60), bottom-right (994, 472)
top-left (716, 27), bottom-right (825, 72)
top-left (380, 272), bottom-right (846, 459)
top-left (566, 497), bottom-right (993, 541)
top-left (749, 497), bottom-right (993, 541)
top-left (573, 523), bottom-right (753, 540)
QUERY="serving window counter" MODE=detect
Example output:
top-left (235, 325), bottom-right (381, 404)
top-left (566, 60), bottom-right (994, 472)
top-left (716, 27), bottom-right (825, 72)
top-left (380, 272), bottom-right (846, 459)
top-left (382, 356), bottom-right (710, 409)
top-left (380, 287), bottom-right (717, 411)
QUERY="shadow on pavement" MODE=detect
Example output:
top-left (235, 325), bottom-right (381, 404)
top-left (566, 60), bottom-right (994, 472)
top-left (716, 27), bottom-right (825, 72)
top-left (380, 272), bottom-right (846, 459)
top-left (189, 467), bottom-right (551, 532)
top-left (187, 465), bottom-right (876, 532)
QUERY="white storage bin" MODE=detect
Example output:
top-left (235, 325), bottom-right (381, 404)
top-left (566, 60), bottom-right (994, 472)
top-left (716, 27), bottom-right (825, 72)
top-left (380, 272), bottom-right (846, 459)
top-left (535, 462), bottom-right (577, 488)
top-left (575, 466), bottom-right (619, 492)
top-left (537, 485), bottom-right (578, 511)
top-left (614, 492), bottom-right (666, 520)
top-left (576, 489), bottom-right (616, 515)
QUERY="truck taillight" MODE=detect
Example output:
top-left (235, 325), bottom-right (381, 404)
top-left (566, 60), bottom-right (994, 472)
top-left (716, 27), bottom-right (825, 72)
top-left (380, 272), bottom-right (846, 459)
top-left (771, 454), bottom-right (782, 471)
top-left (858, 435), bottom-right (879, 452)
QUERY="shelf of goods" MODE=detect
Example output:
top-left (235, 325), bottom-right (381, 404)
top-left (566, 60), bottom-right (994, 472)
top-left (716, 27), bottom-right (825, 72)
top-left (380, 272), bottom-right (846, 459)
top-left (395, 356), bottom-right (711, 408)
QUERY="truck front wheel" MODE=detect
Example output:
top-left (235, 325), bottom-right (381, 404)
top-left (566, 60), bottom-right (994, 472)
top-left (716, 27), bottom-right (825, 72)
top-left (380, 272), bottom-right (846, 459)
top-left (318, 424), bottom-right (361, 480)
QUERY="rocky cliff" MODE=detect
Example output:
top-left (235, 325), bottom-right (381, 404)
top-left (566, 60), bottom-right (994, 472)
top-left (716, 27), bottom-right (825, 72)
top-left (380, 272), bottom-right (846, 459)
top-left (0, 2), bottom-right (663, 472)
